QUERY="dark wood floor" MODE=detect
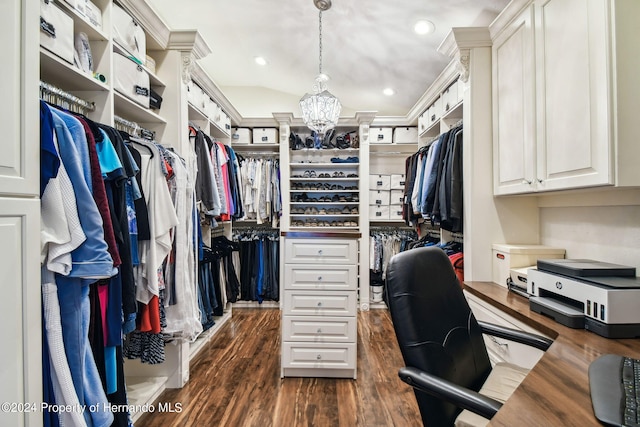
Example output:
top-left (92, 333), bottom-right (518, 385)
top-left (137, 308), bottom-right (422, 427)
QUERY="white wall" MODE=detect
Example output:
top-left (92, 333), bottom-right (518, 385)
top-left (538, 189), bottom-right (640, 274)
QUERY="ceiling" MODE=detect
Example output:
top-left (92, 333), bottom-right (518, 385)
top-left (150, 0), bottom-right (510, 119)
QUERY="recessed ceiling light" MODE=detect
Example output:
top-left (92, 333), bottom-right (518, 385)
top-left (383, 88), bottom-right (395, 96)
top-left (414, 20), bottom-right (435, 35)
top-left (254, 56), bottom-right (267, 66)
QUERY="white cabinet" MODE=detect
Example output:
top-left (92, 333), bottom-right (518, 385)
top-left (281, 237), bottom-right (358, 379)
top-left (493, 0), bottom-right (640, 195)
top-left (464, 291), bottom-right (547, 370)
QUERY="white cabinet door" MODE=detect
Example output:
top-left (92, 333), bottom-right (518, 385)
top-left (534, 0), bottom-right (612, 191)
top-left (0, 0), bottom-right (39, 197)
top-left (493, 4), bottom-right (537, 195)
top-left (0, 198), bottom-right (41, 427)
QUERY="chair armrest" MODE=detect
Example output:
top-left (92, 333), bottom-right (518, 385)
top-left (477, 320), bottom-right (553, 351)
top-left (398, 366), bottom-right (503, 419)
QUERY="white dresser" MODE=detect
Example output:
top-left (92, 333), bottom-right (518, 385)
top-left (281, 235), bottom-right (359, 379)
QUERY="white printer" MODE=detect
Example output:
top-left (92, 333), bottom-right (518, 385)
top-left (527, 259), bottom-right (640, 338)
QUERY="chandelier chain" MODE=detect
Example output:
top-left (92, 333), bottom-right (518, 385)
top-left (318, 10), bottom-right (323, 75)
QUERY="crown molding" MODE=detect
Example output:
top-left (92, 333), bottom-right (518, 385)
top-left (272, 112), bottom-right (295, 125)
top-left (167, 30), bottom-right (211, 60)
top-left (191, 63), bottom-right (243, 125)
top-left (489, 0), bottom-right (533, 40)
top-left (406, 59), bottom-right (459, 123)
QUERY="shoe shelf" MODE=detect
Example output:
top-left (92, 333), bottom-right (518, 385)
top-left (289, 147), bottom-right (361, 230)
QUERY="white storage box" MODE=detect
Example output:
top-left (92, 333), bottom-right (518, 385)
top-left (430, 97), bottom-right (442, 124)
top-left (390, 174), bottom-right (406, 189)
top-left (145, 55), bottom-right (156, 74)
top-left (62, 0), bottom-right (86, 17)
top-left (369, 205), bottom-right (390, 220)
top-left (40, 0), bottom-right (75, 64)
top-left (369, 190), bottom-right (390, 206)
top-left (113, 52), bottom-right (150, 108)
top-left (442, 80), bottom-right (459, 113)
top-left (112, 4), bottom-right (146, 65)
top-left (393, 127), bottom-right (418, 144)
top-left (370, 127), bottom-right (393, 144)
top-left (84, 0), bottom-right (102, 29)
top-left (231, 128), bottom-right (252, 145)
top-left (389, 207), bottom-right (404, 221)
top-left (390, 189), bottom-right (404, 205)
top-left (492, 244), bottom-right (565, 288)
top-left (253, 128), bottom-right (278, 144)
top-left (418, 112), bottom-right (428, 135)
top-left (369, 174), bottom-right (391, 190)
top-left (221, 113), bottom-right (231, 133)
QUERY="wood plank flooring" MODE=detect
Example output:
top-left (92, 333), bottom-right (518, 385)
top-left (137, 308), bottom-right (422, 426)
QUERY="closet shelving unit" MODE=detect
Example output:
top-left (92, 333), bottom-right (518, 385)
top-left (38, 0), bottom-right (244, 421)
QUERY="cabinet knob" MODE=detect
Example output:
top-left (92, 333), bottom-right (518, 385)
top-left (316, 355), bottom-right (322, 360)
top-left (318, 249), bottom-right (323, 255)
top-left (317, 276), bottom-right (323, 281)
top-left (317, 328), bottom-right (322, 333)
top-left (537, 178), bottom-right (544, 184)
top-left (317, 302), bottom-right (322, 307)
top-left (522, 179), bottom-right (533, 185)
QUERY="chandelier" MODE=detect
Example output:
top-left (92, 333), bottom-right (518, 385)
top-left (299, 0), bottom-right (342, 137)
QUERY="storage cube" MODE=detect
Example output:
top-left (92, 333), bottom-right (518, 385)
top-left (231, 128), bottom-right (252, 145)
top-left (393, 127), bottom-right (418, 144)
top-left (369, 174), bottom-right (391, 190)
top-left (431, 97), bottom-right (442, 124)
top-left (253, 128), bottom-right (278, 144)
top-left (418, 112), bottom-right (427, 135)
top-left (40, 0), bottom-right (75, 64)
top-left (370, 127), bottom-right (393, 144)
top-left (442, 80), bottom-right (459, 113)
top-left (390, 190), bottom-right (404, 205)
top-left (389, 207), bottom-right (404, 221)
top-left (369, 205), bottom-right (390, 220)
top-left (113, 52), bottom-right (150, 108)
top-left (112, 4), bottom-right (146, 65)
top-left (390, 174), bottom-right (406, 189)
top-left (369, 190), bottom-right (390, 206)
top-left (84, 0), bottom-right (102, 29)
top-left (492, 244), bottom-right (566, 288)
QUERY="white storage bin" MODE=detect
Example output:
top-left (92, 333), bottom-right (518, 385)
top-left (222, 113), bottom-right (231, 133)
top-left (40, 0), bottom-right (75, 64)
top-left (84, 0), bottom-right (102, 29)
top-left (393, 127), bottom-right (418, 144)
top-left (390, 174), bottom-right (406, 189)
top-left (231, 128), bottom-right (252, 145)
top-left (62, 0), bottom-right (86, 17)
top-left (113, 52), bottom-right (150, 108)
top-left (492, 244), bottom-right (566, 287)
top-left (442, 80), bottom-right (459, 113)
top-left (418, 112), bottom-right (427, 135)
top-left (390, 189), bottom-right (404, 205)
top-left (112, 4), bottom-right (146, 65)
top-left (389, 207), bottom-right (404, 221)
top-left (369, 205), bottom-right (390, 221)
top-left (253, 128), bottom-right (278, 144)
top-left (369, 190), bottom-right (390, 206)
top-left (431, 97), bottom-right (442, 124)
top-left (369, 174), bottom-right (391, 190)
top-left (370, 127), bottom-right (393, 144)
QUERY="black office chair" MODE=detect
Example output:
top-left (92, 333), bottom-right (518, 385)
top-left (385, 247), bottom-right (552, 426)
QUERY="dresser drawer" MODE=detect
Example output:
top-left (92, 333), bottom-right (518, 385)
top-left (282, 316), bottom-right (357, 342)
top-left (285, 238), bottom-right (358, 264)
top-left (465, 290), bottom-right (547, 369)
top-left (282, 342), bottom-right (356, 369)
top-left (284, 264), bottom-right (357, 291)
top-left (284, 291), bottom-right (357, 317)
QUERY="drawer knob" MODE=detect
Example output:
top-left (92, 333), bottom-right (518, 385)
top-left (317, 328), bottom-right (322, 333)
top-left (317, 276), bottom-right (323, 281)
top-left (318, 249), bottom-right (323, 255)
top-left (317, 302), bottom-right (322, 307)
top-left (316, 355), bottom-right (322, 360)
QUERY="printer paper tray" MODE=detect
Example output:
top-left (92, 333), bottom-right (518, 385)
top-left (530, 296), bottom-right (585, 329)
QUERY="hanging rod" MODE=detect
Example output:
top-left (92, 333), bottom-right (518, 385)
top-left (236, 151), bottom-right (280, 156)
top-left (370, 151), bottom-right (409, 156)
top-left (40, 81), bottom-right (95, 113)
top-left (114, 115), bottom-right (155, 140)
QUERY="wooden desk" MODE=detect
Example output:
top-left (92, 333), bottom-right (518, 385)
top-left (464, 281), bottom-right (640, 427)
